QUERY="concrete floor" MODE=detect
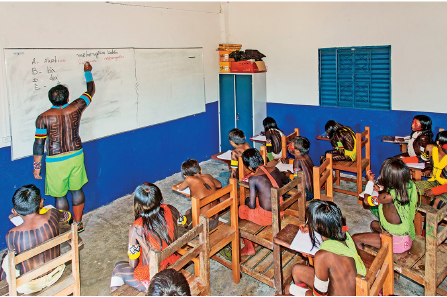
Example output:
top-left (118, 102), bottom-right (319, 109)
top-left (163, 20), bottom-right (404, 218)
top-left (78, 159), bottom-right (446, 296)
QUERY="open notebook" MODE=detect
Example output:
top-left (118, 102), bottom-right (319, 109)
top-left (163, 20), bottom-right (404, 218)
top-left (217, 150), bottom-right (232, 161)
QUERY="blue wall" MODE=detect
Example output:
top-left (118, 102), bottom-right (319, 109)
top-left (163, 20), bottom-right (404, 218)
top-left (267, 103), bottom-right (447, 176)
top-left (0, 102), bottom-right (219, 250)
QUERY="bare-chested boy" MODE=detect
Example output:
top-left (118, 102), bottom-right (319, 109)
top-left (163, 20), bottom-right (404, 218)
top-left (229, 128), bottom-right (251, 179)
top-left (174, 159), bottom-right (222, 230)
top-left (238, 148), bottom-right (284, 256)
top-left (0, 185), bottom-right (63, 294)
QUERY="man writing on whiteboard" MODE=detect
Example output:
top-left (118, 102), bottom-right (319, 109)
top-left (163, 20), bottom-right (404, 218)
top-left (33, 62), bottom-right (95, 233)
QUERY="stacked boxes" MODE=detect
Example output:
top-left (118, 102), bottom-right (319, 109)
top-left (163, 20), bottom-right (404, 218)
top-left (218, 44), bottom-right (242, 73)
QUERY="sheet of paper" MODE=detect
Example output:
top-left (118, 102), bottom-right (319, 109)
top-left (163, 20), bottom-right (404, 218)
top-left (276, 163), bottom-right (293, 172)
top-left (10, 205), bottom-right (56, 226)
top-left (217, 150), bottom-right (233, 161)
top-left (406, 163), bottom-right (425, 169)
top-left (289, 229), bottom-right (322, 256)
top-left (250, 135), bottom-right (266, 142)
top-left (177, 187), bottom-right (191, 196)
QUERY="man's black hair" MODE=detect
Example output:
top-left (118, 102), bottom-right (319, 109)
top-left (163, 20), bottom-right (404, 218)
top-left (241, 148), bottom-right (264, 171)
top-left (181, 159), bottom-right (200, 176)
top-left (228, 128), bottom-right (246, 145)
top-left (12, 184), bottom-right (41, 216)
top-left (291, 136), bottom-right (311, 156)
top-left (306, 200), bottom-right (346, 249)
top-left (48, 84), bottom-right (69, 106)
top-left (147, 269), bottom-right (191, 296)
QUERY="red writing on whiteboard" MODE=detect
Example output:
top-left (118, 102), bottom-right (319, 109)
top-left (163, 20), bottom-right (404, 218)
top-left (104, 55), bottom-right (124, 61)
top-left (78, 59), bottom-right (97, 65)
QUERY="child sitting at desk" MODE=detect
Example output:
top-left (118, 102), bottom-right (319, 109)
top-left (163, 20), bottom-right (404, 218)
top-left (415, 131), bottom-right (447, 210)
top-left (289, 136), bottom-right (315, 201)
top-left (320, 120), bottom-right (356, 164)
top-left (111, 183), bottom-right (180, 292)
top-left (397, 114), bottom-right (433, 165)
top-left (262, 117), bottom-right (284, 161)
top-left (229, 128), bottom-right (251, 178)
top-left (175, 159), bottom-right (222, 230)
top-left (238, 148), bottom-right (284, 256)
top-left (285, 200), bottom-right (366, 296)
top-left (352, 158), bottom-right (418, 254)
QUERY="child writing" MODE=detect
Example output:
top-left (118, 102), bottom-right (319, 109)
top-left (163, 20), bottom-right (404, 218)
top-left (262, 117), bottom-right (284, 161)
top-left (111, 183), bottom-right (180, 292)
top-left (174, 159), bottom-right (222, 230)
top-left (352, 158), bottom-right (419, 254)
top-left (415, 130), bottom-right (447, 210)
top-left (397, 114), bottom-right (433, 164)
top-left (289, 136), bottom-right (314, 201)
top-left (228, 128), bottom-right (251, 178)
top-left (320, 120), bottom-right (356, 164)
top-left (285, 200), bottom-right (366, 296)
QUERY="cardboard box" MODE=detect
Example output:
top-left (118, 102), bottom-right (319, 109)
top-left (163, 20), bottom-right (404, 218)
top-left (219, 51), bottom-right (235, 62)
top-left (219, 62), bottom-right (231, 73)
top-left (231, 61), bottom-right (259, 73)
top-left (255, 61), bottom-right (266, 72)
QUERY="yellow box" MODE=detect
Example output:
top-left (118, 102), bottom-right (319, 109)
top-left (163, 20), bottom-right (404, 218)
top-left (219, 62), bottom-right (231, 73)
top-left (219, 51), bottom-right (235, 62)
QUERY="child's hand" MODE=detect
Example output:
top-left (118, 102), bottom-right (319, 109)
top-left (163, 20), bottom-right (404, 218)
top-left (366, 170), bottom-right (375, 182)
top-left (373, 184), bottom-right (380, 192)
top-left (425, 189), bottom-right (435, 198)
top-left (260, 131), bottom-right (265, 136)
top-left (280, 158), bottom-right (288, 164)
top-left (299, 225), bottom-right (309, 233)
top-left (301, 252), bottom-right (313, 258)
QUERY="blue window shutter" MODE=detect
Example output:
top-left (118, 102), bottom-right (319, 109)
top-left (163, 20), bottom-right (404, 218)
top-left (319, 46), bottom-right (391, 111)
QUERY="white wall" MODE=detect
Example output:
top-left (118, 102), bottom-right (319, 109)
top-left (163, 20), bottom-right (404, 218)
top-left (0, 2), bottom-right (222, 148)
top-left (226, 2), bottom-right (447, 113)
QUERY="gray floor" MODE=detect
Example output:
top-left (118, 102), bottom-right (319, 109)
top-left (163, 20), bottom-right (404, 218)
top-left (78, 159), bottom-right (446, 296)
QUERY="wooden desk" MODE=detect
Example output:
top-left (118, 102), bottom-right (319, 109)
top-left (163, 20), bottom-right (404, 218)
top-left (250, 134), bottom-right (267, 144)
top-left (316, 133), bottom-right (330, 142)
top-left (273, 223), bottom-right (299, 249)
top-left (381, 135), bottom-right (408, 154)
top-left (211, 152), bottom-right (232, 169)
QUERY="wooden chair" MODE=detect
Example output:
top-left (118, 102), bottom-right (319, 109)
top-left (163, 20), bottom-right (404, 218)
top-left (356, 233), bottom-right (394, 296)
top-left (332, 126), bottom-right (371, 204)
top-left (114, 216), bottom-right (211, 296)
top-left (188, 178), bottom-right (240, 284)
top-left (363, 203), bottom-right (447, 295)
top-left (239, 172), bottom-right (306, 292)
top-left (6, 224), bottom-right (80, 296)
top-left (281, 128), bottom-right (300, 160)
top-left (313, 153), bottom-right (334, 202)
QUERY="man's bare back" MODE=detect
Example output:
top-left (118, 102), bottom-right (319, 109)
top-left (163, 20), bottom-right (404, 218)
top-left (2, 209), bottom-right (60, 277)
top-left (180, 174), bottom-right (222, 214)
top-left (231, 143), bottom-right (251, 178)
top-left (247, 166), bottom-right (283, 211)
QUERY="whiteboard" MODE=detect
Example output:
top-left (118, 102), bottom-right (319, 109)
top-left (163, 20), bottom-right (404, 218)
top-left (135, 48), bottom-right (205, 127)
top-left (4, 48), bottom-right (205, 160)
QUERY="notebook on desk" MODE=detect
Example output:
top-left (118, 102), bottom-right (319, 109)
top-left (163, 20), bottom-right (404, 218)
top-left (250, 135), bottom-right (266, 142)
top-left (289, 229), bottom-right (322, 256)
top-left (217, 150), bottom-right (232, 161)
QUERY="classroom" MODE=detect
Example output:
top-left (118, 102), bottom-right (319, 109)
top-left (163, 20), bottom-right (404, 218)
top-left (0, 2), bottom-right (446, 296)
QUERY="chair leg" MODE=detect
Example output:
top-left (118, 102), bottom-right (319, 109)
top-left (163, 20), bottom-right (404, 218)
top-left (335, 170), bottom-right (340, 186)
top-left (232, 237), bottom-right (241, 284)
top-left (414, 212), bottom-right (423, 236)
top-left (357, 174), bottom-right (363, 205)
top-left (273, 244), bottom-right (283, 295)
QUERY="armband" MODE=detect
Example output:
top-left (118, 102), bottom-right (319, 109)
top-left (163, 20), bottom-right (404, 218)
top-left (84, 71), bottom-right (93, 82)
top-left (336, 141), bottom-right (344, 149)
top-left (421, 151), bottom-right (429, 161)
top-left (33, 161), bottom-right (41, 171)
top-left (80, 93), bottom-right (92, 106)
top-left (231, 160), bottom-right (238, 168)
top-left (367, 195), bottom-right (379, 206)
top-left (266, 143), bottom-right (272, 146)
top-left (127, 244), bottom-right (141, 260)
top-left (313, 275), bottom-right (329, 296)
top-left (177, 215), bottom-right (187, 226)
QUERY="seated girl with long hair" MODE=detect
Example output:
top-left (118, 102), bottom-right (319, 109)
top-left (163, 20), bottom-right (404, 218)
top-left (352, 158), bottom-right (419, 254)
top-left (320, 120), bottom-right (356, 164)
top-left (262, 117), bottom-right (284, 161)
top-left (285, 200), bottom-right (366, 296)
top-left (397, 114), bottom-right (433, 163)
top-left (110, 183), bottom-right (180, 292)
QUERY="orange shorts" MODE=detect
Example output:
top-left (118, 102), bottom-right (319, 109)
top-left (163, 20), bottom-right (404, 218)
top-left (239, 204), bottom-right (284, 226)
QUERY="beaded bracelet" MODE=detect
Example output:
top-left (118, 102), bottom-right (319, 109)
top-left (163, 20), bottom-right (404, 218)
top-left (33, 161), bottom-right (41, 171)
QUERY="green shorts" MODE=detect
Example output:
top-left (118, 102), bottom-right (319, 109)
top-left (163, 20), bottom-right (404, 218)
top-left (45, 149), bottom-right (88, 197)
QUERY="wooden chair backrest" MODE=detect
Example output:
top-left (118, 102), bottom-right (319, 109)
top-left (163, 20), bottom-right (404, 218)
top-left (7, 224), bottom-right (80, 296)
top-left (191, 178), bottom-right (239, 232)
top-left (238, 156), bottom-right (252, 182)
top-left (281, 128), bottom-right (300, 159)
top-left (313, 153), bottom-right (333, 200)
top-left (356, 233), bottom-right (394, 296)
top-left (260, 145), bottom-right (267, 165)
top-left (355, 126), bottom-right (371, 166)
top-left (149, 216), bottom-right (210, 296)
top-left (271, 171), bottom-right (306, 224)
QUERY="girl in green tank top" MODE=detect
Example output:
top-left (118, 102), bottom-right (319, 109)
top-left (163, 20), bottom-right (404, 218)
top-left (285, 200), bottom-right (365, 296)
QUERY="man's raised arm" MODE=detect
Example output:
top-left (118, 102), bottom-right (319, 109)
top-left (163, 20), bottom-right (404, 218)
top-left (83, 62), bottom-right (95, 101)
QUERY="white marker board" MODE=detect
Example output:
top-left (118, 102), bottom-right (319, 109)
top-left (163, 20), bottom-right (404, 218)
top-left (4, 47), bottom-right (205, 160)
